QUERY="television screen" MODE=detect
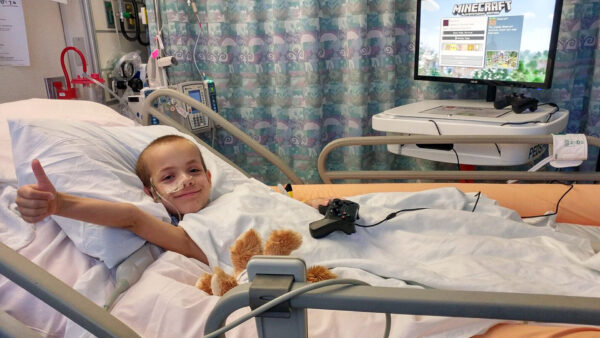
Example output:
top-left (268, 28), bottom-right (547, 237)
top-left (414, 0), bottom-right (563, 90)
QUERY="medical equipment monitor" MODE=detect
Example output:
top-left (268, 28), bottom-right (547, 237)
top-left (414, 0), bottom-right (563, 99)
top-left (187, 89), bottom-right (202, 114)
top-left (176, 81), bottom-right (215, 134)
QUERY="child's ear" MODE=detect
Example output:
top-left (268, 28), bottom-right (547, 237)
top-left (144, 186), bottom-right (158, 202)
top-left (206, 170), bottom-right (212, 184)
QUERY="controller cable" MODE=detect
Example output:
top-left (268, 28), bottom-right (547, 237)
top-left (500, 102), bottom-right (559, 126)
top-left (355, 207), bottom-right (430, 228)
top-left (355, 184), bottom-right (571, 227)
top-left (472, 191), bottom-right (482, 212)
top-left (202, 278), bottom-right (392, 338)
top-left (356, 191), bottom-right (481, 228)
top-left (521, 182), bottom-right (574, 219)
top-left (353, 182), bottom-right (573, 226)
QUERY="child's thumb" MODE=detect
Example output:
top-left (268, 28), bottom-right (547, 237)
top-left (31, 159), bottom-right (54, 192)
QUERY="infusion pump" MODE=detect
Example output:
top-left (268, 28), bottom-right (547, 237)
top-left (175, 80), bottom-right (219, 134)
top-left (127, 80), bottom-right (219, 134)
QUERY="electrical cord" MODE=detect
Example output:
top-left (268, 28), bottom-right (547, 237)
top-left (500, 120), bottom-right (542, 126)
top-left (355, 208), bottom-right (430, 228)
top-left (355, 191), bottom-right (483, 228)
top-left (428, 120), bottom-right (460, 170)
top-left (119, 0), bottom-right (137, 42)
top-left (202, 278), bottom-right (392, 338)
top-left (521, 183), bottom-right (574, 219)
top-left (119, 0), bottom-right (149, 46)
top-left (472, 191), bottom-right (482, 212)
top-left (134, 1), bottom-right (149, 46)
top-left (354, 182), bottom-right (571, 225)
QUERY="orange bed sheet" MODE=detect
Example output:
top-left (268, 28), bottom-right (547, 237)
top-left (289, 183), bottom-right (599, 226)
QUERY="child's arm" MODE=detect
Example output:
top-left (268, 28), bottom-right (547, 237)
top-left (16, 160), bottom-right (208, 264)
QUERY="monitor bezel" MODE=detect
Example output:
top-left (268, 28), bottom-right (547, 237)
top-left (413, 0), bottom-right (564, 90)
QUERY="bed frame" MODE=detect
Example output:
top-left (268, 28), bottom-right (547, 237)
top-left (317, 135), bottom-right (600, 183)
top-left (1, 91), bottom-right (599, 337)
top-left (204, 256), bottom-right (600, 338)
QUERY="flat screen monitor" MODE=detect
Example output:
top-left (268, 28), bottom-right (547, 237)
top-left (414, 0), bottom-right (563, 99)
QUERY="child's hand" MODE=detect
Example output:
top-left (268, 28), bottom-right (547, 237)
top-left (16, 159), bottom-right (58, 223)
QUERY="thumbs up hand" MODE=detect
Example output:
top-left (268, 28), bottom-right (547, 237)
top-left (16, 160), bottom-right (59, 223)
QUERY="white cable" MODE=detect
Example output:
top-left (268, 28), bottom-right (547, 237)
top-left (150, 178), bottom-right (182, 222)
top-left (83, 73), bottom-right (125, 104)
top-left (507, 156), bottom-right (552, 184)
top-left (203, 278), bottom-right (392, 338)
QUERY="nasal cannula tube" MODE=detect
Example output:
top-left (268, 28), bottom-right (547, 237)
top-left (162, 173), bottom-right (194, 194)
top-left (150, 178), bottom-right (182, 221)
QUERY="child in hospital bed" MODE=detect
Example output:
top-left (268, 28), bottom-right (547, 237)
top-left (15, 135), bottom-right (328, 265)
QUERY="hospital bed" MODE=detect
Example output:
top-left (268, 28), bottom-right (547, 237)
top-left (1, 96), bottom-right (600, 337)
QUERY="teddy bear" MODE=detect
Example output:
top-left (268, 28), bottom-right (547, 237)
top-left (195, 228), bottom-right (336, 296)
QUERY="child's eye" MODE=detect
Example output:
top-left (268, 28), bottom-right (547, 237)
top-left (190, 168), bottom-right (203, 174)
top-left (161, 175), bottom-right (174, 181)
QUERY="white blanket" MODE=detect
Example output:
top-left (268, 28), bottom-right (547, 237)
top-left (0, 183), bottom-right (34, 250)
top-left (181, 183), bottom-right (600, 297)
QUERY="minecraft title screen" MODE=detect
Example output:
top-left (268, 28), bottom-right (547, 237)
top-left (417, 0), bottom-right (557, 83)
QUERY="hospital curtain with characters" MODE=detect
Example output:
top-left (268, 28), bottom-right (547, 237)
top-left (145, 0), bottom-right (600, 185)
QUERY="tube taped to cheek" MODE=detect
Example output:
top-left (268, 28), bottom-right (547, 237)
top-left (164, 175), bottom-right (189, 194)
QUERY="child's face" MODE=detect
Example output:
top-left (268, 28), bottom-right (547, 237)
top-left (144, 140), bottom-right (212, 216)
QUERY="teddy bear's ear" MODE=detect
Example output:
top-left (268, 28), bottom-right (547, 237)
top-left (264, 229), bottom-right (302, 256)
top-left (211, 267), bottom-right (239, 296)
top-left (307, 266), bottom-right (337, 283)
top-left (195, 273), bottom-right (214, 295)
top-left (230, 229), bottom-right (264, 276)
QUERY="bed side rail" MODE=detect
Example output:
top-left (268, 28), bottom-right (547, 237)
top-left (317, 135), bottom-right (600, 183)
top-left (205, 277), bottom-right (600, 338)
top-left (0, 309), bottom-right (41, 338)
top-left (142, 89), bottom-right (303, 185)
top-left (0, 242), bottom-right (140, 338)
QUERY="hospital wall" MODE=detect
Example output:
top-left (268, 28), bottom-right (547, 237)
top-left (0, 0), bottom-right (66, 103)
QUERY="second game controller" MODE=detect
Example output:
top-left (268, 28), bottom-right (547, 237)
top-left (309, 199), bottom-right (360, 239)
top-left (494, 93), bottom-right (539, 113)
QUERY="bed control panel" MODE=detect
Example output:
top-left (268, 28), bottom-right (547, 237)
top-left (309, 199), bottom-right (359, 239)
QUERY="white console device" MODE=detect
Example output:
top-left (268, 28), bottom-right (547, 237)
top-left (371, 100), bottom-right (569, 166)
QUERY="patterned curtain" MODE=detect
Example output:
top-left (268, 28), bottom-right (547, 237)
top-left (145, 0), bottom-right (600, 185)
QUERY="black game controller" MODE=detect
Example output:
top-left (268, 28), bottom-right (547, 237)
top-left (309, 199), bottom-right (360, 239)
top-left (494, 93), bottom-right (539, 113)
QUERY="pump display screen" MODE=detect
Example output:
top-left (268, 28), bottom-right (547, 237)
top-left (188, 89), bottom-right (202, 114)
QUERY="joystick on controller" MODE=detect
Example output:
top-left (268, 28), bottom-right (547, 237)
top-left (309, 199), bottom-right (360, 239)
top-left (494, 93), bottom-right (539, 113)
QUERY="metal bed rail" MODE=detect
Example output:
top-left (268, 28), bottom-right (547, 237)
top-left (0, 89), bottom-right (304, 337)
top-left (142, 89), bottom-right (303, 185)
top-left (0, 241), bottom-right (140, 338)
top-left (317, 135), bottom-right (600, 183)
top-left (205, 265), bottom-right (600, 338)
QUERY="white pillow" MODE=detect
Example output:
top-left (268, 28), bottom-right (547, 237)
top-left (0, 99), bottom-right (136, 183)
top-left (9, 119), bottom-right (255, 268)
